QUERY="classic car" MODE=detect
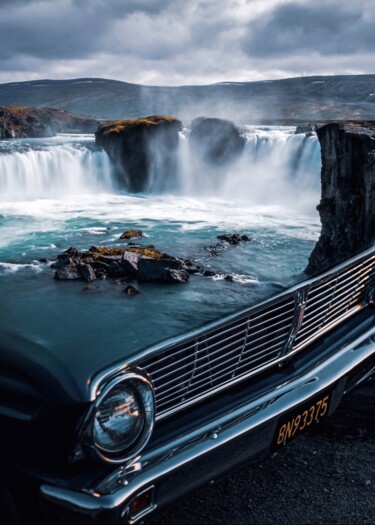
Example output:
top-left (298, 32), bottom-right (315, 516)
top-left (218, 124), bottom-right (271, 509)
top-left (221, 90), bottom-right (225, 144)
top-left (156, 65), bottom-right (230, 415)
top-left (0, 244), bottom-right (374, 524)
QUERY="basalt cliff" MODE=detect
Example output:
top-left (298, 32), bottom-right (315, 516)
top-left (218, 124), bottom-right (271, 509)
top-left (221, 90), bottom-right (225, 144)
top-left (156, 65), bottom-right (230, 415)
top-left (306, 121), bottom-right (375, 275)
top-left (95, 116), bottom-right (182, 192)
top-left (0, 106), bottom-right (101, 139)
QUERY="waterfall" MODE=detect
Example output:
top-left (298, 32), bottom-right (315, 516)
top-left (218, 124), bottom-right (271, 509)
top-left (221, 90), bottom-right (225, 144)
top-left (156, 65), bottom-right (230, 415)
top-left (0, 139), bottom-right (114, 200)
top-left (176, 127), bottom-right (321, 211)
top-left (0, 130), bottom-right (321, 212)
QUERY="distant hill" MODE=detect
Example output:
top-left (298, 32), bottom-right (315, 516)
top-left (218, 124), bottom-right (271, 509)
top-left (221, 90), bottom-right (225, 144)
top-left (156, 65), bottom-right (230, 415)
top-left (0, 75), bottom-right (374, 123)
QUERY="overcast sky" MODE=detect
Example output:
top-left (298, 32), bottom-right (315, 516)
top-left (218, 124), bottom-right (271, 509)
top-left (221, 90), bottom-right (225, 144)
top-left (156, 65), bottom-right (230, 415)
top-left (0, 0), bottom-right (374, 86)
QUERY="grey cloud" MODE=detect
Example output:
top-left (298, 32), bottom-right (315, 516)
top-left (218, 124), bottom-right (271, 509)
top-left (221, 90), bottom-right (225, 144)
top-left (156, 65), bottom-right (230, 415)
top-left (242, 1), bottom-right (375, 58)
top-left (0, 2), bottom-right (110, 61)
top-left (0, 0), bottom-right (40, 5)
top-left (0, 0), bottom-right (184, 64)
top-left (73, 0), bottom-right (175, 17)
top-left (0, 0), bottom-right (374, 86)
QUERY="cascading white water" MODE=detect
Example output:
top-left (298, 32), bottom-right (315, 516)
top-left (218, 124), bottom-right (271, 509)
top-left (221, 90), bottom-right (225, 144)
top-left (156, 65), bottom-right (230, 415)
top-left (176, 127), bottom-right (321, 211)
top-left (0, 129), bottom-right (321, 213)
top-left (0, 128), bottom-right (322, 342)
top-left (0, 139), bottom-right (114, 200)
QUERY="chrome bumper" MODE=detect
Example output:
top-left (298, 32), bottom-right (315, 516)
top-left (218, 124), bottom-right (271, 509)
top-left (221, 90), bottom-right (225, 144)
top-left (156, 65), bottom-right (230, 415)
top-left (41, 324), bottom-right (375, 525)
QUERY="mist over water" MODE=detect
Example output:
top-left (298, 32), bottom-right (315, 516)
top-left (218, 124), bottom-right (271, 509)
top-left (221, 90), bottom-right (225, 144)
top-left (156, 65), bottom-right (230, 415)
top-left (0, 128), bottom-right (322, 348)
top-left (0, 128), bottom-right (321, 212)
top-left (176, 126), bottom-right (320, 211)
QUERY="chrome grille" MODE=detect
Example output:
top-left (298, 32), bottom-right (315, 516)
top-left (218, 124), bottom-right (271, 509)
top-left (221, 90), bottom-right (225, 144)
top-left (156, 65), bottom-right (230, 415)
top-left (294, 254), bottom-right (375, 350)
top-left (143, 296), bottom-right (295, 418)
top-left (139, 249), bottom-right (375, 420)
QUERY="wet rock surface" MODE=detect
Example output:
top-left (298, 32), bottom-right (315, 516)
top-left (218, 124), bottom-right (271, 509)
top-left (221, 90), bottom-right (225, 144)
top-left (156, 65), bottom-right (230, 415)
top-left (119, 229), bottom-right (144, 240)
top-left (51, 242), bottom-right (193, 287)
top-left (189, 117), bottom-right (246, 166)
top-left (124, 284), bottom-right (141, 296)
top-left (95, 116), bottom-right (182, 192)
top-left (217, 233), bottom-right (252, 244)
top-left (306, 121), bottom-right (375, 275)
top-left (138, 257), bottom-right (187, 283)
top-left (204, 233), bottom-right (252, 258)
top-left (0, 106), bottom-right (100, 139)
top-left (145, 381), bottom-right (375, 525)
top-left (50, 230), bottom-right (255, 290)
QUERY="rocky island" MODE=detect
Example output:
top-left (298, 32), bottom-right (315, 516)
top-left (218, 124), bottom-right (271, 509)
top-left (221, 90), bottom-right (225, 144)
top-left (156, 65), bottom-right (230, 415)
top-left (0, 106), bottom-right (101, 139)
top-left (95, 116), bottom-right (182, 192)
top-left (189, 117), bottom-right (245, 165)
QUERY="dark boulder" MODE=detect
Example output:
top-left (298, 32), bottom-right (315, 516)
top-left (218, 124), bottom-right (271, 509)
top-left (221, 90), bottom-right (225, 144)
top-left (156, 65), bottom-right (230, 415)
top-left (61, 246), bottom-right (81, 258)
top-left (121, 251), bottom-right (141, 277)
top-left (241, 234), bottom-right (252, 242)
top-left (203, 270), bottom-right (217, 277)
top-left (217, 233), bottom-right (242, 245)
top-left (119, 229), bottom-right (144, 240)
top-left (217, 233), bottom-right (252, 244)
top-left (90, 260), bottom-right (111, 272)
top-left (124, 284), bottom-right (142, 296)
top-left (138, 257), bottom-right (187, 283)
top-left (306, 121), bottom-right (375, 275)
top-left (166, 269), bottom-right (189, 283)
top-left (107, 261), bottom-right (126, 278)
top-left (95, 116), bottom-right (182, 192)
top-left (51, 257), bottom-right (75, 269)
top-left (189, 117), bottom-right (245, 166)
top-left (54, 267), bottom-right (81, 280)
top-left (78, 264), bottom-right (97, 282)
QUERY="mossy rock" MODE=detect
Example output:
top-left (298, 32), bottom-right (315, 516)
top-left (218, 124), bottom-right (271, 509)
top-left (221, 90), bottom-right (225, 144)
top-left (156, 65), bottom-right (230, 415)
top-left (95, 115), bottom-right (182, 192)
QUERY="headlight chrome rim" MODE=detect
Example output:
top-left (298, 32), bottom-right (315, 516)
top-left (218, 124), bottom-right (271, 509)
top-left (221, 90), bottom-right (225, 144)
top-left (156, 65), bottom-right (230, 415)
top-left (88, 372), bottom-right (155, 463)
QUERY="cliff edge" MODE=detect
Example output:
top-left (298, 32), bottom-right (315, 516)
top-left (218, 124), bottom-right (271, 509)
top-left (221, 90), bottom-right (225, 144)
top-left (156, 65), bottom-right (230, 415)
top-left (306, 121), bottom-right (375, 275)
top-left (0, 106), bottom-right (101, 139)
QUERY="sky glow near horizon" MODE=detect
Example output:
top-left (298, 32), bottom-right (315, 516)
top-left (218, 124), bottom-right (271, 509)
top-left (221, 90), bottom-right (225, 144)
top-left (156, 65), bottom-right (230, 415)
top-left (0, 0), bottom-right (374, 86)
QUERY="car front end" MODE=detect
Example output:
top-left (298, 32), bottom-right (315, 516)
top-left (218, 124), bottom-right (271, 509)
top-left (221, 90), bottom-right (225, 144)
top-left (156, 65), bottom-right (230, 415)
top-left (32, 247), bottom-right (375, 524)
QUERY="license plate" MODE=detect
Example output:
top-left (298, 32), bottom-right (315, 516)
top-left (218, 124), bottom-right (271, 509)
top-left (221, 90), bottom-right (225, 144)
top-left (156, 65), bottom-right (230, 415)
top-left (273, 391), bottom-right (331, 448)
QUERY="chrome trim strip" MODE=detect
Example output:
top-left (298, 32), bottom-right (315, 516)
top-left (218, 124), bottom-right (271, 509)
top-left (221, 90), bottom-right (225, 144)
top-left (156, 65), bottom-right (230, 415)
top-left (293, 304), bottom-right (365, 351)
top-left (41, 324), bottom-right (375, 515)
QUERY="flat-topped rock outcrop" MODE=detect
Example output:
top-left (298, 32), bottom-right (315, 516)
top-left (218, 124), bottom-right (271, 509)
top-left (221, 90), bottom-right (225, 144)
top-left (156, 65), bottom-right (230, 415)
top-left (189, 117), bottom-right (245, 165)
top-left (95, 116), bottom-right (182, 192)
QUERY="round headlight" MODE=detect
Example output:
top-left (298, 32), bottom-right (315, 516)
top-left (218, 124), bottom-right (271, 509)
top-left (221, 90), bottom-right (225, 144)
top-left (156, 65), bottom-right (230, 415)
top-left (91, 373), bottom-right (154, 462)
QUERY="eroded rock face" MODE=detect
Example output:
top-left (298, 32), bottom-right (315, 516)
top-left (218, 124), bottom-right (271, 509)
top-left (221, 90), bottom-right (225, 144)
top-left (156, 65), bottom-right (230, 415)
top-left (189, 117), bottom-right (245, 166)
top-left (306, 122), bottom-right (375, 275)
top-left (0, 106), bottom-right (100, 139)
top-left (95, 116), bottom-right (182, 192)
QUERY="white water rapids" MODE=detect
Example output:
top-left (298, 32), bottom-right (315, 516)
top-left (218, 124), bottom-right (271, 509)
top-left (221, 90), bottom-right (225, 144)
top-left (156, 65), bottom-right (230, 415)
top-left (0, 126), bottom-right (322, 346)
top-left (0, 128), bottom-right (321, 211)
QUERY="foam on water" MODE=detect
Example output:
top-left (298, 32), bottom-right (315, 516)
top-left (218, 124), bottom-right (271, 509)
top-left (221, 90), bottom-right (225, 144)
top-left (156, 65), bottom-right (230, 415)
top-left (0, 129), bottom-right (323, 345)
